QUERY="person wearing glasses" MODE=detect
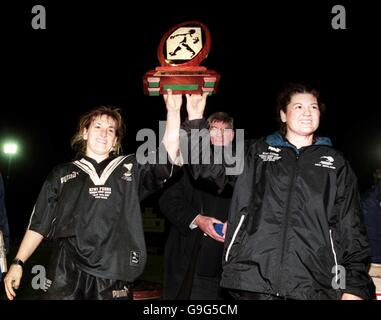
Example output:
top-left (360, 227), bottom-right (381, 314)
top-left (159, 112), bottom-right (234, 299)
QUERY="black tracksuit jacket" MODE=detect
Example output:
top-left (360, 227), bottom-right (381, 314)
top-left (181, 119), bottom-right (375, 300)
top-left (28, 152), bottom-right (179, 282)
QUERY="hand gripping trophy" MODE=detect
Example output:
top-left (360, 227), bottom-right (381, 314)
top-left (143, 21), bottom-right (220, 96)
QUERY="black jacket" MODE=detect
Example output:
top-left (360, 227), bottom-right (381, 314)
top-left (181, 119), bottom-right (375, 300)
top-left (159, 169), bottom-right (232, 299)
top-left (28, 152), bottom-right (179, 282)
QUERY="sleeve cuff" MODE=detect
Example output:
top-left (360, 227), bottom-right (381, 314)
top-left (189, 214), bottom-right (201, 229)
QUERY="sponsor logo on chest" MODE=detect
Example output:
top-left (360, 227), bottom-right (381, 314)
top-left (314, 156), bottom-right (336, 169)
top-left (89, 186), bottom-right (112, 199)
top-left (60, 171), bottom-right (80, 184)
top-left (259, 146), bottom-right (282, 162)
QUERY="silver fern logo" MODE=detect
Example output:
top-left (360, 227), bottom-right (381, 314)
top-left (122, 163), bottom-right (133, 181)
top-left (315, 156), bottom-right (336, 169)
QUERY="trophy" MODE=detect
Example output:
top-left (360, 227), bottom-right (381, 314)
top-left (143, 21), bottom-right (220, 96)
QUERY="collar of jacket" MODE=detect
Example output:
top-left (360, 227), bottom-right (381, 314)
top-left (80, 155), bottom-right (117, 175)
top-left (265, 132), bottom-right (332, 154)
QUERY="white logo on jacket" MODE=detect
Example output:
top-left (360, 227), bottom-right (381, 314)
top-left (60, 171), bottom-right (79, 184)
top-left (259, 147), bottom-right (282, 162)
top-left (130, 251), bottom-right (140, 265)
top-left (268, 146), bottom-right (281, 153)
top-left (89, 186), bottom-right (112, 199)
top-left (122, 163), bottom-right (133, 181)
top-left (314, 156), bottom-right (336, 169)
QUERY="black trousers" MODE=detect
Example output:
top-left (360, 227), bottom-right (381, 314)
top-left (229, 289), bottom-right (292, 300)
top-left (189, 274), bottom-right (223, 300)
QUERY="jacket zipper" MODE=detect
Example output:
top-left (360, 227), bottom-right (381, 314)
top-left (329, 229), bottom-right (339, 283)
top-left (225, 214), bottom-right (246, 262)
top-left (275, 153), bottom-right (299, 297)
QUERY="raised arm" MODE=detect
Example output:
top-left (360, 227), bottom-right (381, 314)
top-left (162, 89), bottom-right (182, 164)
top-left (181, 93), bottom-right (237, 191)
top-left (137, 90), bottom-right (183, 200)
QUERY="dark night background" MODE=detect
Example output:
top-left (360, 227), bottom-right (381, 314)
top-left (1, 1), bottom-right (380, 242)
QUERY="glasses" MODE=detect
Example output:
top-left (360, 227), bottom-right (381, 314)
top-left (209, 126), bottom-right (233, 134)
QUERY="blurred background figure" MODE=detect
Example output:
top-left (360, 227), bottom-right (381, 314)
top-left (159, 111), bottom-right (234, 300)
top-left (361, 167), bottom-right (381, 299)
top-left (0, 172), bottom-right (10, 280)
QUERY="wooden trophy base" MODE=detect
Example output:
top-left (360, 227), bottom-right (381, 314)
top-left (143, 66), bottom-right (220, 96)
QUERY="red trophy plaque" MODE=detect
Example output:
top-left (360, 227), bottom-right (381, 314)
top-left (143, 21), bottom-right (220, 96)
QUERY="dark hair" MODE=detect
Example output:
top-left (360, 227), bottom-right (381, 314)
top-left (71, 106), bottom-right (126, 155)
top-left (207, 112), bottom-right (234, 129)
top-left (276, 83), bottom-right (326, 136)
